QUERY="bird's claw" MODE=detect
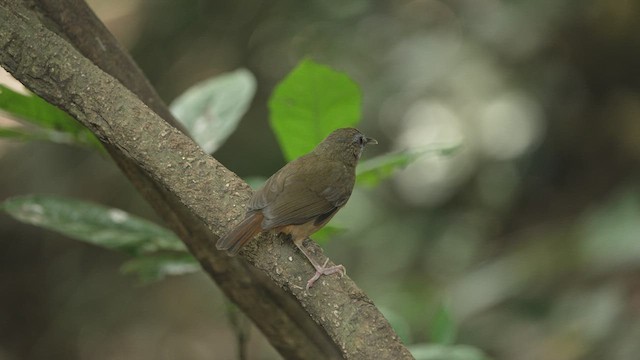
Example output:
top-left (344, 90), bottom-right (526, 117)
top-left (306, 259), bottom-right (346, 290)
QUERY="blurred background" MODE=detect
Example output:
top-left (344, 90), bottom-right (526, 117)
top-left (2, 0), bottom-right (640, 359)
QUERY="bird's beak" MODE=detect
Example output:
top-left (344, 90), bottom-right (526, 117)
top-left (365, 137), bottom-right (378, 145)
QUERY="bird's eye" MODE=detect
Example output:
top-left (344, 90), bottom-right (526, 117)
top-left (357, 135), bottom-right (364, 145)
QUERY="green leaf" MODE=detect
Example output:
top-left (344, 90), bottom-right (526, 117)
top-left (0, 125), bottom-right (96, 148)
top-left (311, 225), bottom-right (346, 244)
top-left (120, 253), bottom-right (200, 284)
top-left (0, 85), bottom-right (76, 130)
top-left (0, 127), bottom-right (34, 140)
top-left (409, 344), bottom-right (491, 360)
top-left (379, 306), bottom-right (412, 344)
top-left (430, 304), bottom-right (457, 345)
top-left (244, 176), bottom-right (267, 190)
top-left (0, 195), bottom-right (185, 256)
top-left (581, 188), bottom-right (640, 271)
top-left (268, 59), bottom-right (361, 161)
top-left (0, 85), bottom-right (101, 150)
top-left (170, 68), bottom-right (256, 153)
top-left (356, 144), bottom-right (462, 187)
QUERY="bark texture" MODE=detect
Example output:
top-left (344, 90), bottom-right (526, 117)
top-left (0, 1), bottom-right (413, 359)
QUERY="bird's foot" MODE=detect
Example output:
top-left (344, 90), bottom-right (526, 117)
top-left (306, 259), bottom-right (346, 290)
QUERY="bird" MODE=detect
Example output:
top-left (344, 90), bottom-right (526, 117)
top-left (216, 128), bottom-right (377, 289)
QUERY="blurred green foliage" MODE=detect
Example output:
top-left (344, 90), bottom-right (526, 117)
top-left (357, 145), bottom-right (461, 187)
top-left (1, 195), bottom-right (186, 255)
top-left (430, 304), bottom-right (456, 345)
top-left (170, 68), bottom-right (256, 154)
top-left (0, 85), bottom-right (102, 150)
top-left (119, 253), bottom-right (200, 284)
top-left (1, 195), bottom-right (198, 284)
top-left (409, 344), bottom-right (490, 360)
top-left (268, 59), bottom-right (361, 161)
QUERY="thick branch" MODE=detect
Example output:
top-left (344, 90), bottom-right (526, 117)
top-left (26, 0), bottom-right (187, 135)
top-left (0, 2), bottom-right (413, 359)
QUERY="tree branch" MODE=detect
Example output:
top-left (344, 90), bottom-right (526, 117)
top-left (25, 0), bottom-right (187, 135)
top-left (0, 1), bottom-right (413, 359)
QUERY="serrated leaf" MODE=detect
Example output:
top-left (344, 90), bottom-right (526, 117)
top-left (0, 85), bottom-right (101, 150)
top-left (170, 68), bottom-right (256, 153)
top-left (120, 253), bottom-right (200, 284)
top-left (1, 195), bottom-right (185, 256)
top-left (268, 59), bottom-right (362, 161)
top-left (356, 144), bottom-right (462, 187)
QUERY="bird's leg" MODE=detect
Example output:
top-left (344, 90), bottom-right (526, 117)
top-left (295, 240), bottom-right (345, 290)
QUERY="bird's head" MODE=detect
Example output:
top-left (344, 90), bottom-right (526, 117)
top-left (313, 128), bottom-right (377, 165)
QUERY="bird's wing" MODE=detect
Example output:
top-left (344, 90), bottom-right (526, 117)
top-left (247, 164), bottom-right (288, 212)
top-left (250, 156), bottom-right (353, 229)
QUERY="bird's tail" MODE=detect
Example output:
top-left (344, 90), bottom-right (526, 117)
top-left (216, 212), bottom-right (263, 256)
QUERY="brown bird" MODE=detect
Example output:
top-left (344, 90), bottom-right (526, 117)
top-left (216, 128), bottom-right (377, 289)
